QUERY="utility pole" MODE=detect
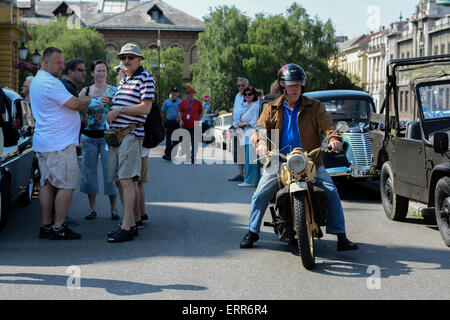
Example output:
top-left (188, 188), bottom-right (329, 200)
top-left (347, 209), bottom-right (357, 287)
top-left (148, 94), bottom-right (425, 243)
top-left (157, 28), bottom-right (161, 104)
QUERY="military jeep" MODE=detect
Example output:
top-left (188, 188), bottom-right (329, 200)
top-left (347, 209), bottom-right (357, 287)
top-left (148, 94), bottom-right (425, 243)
top-left (370, 55), bottom-right (450, 247)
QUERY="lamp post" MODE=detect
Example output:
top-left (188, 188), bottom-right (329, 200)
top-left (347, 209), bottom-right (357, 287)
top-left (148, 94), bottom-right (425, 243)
top-left (18, 42), bottom-right (28, 92)
top-left (157, 28), bottom-right (161, 104)
top-left (32, 49), bottom-right (41, 65)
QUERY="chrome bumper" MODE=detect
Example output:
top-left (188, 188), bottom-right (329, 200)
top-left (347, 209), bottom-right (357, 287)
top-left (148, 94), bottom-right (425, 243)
top-left (326, 166), bottom-right (374, 178)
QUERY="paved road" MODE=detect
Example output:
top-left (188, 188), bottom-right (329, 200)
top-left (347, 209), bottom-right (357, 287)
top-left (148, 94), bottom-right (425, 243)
top-left (0, 144), bottom-right (449, 300)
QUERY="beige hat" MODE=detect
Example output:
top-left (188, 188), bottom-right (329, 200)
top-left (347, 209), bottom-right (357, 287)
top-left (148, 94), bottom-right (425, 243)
top-left (117, 43), bottom-right (144, 59)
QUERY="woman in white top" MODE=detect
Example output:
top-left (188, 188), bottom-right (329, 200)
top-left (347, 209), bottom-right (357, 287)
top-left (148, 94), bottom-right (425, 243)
top-left (237, 86), bottom-right (262, 187)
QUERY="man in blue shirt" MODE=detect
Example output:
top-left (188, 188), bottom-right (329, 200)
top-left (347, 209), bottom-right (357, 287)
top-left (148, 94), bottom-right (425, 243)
top-left (161, 87), bottom-right (182, 161)
top-left (240, 63), bottom-right (358, 252)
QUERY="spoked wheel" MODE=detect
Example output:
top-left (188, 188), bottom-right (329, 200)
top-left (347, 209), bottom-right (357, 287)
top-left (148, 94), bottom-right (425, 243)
top-left (380, 161), bottom-right (409, 221)
top-left (435, 177), bottom-right (450, 247)
top-left (292, 192), bottom-right (315, 270)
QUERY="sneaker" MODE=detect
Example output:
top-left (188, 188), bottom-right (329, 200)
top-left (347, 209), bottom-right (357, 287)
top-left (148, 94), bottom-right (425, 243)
top-left (39, 224), bottom-right (53, 239)
top-left (49, 225), bottom-right (81, 240)
top-left (135, 220), bottom-right (145, 229)
top-left (141, 214), bottom-right (149, 221)
top-left (228, 175), bottom-right (244, 182)
top-left (107, 228), bottom-right (133, 243)
top-left (109, 226), bottom-right (138, 237)
top-left (111, 209), bottom-right (120, 220)
top-left (85, 210), bottom-right (97, 220)
top-left (238, 182), bottom-right (256, 187)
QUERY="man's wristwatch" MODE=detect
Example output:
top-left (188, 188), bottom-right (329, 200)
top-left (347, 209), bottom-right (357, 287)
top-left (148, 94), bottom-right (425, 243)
top-left (119, 106), bottom-right (125, 113)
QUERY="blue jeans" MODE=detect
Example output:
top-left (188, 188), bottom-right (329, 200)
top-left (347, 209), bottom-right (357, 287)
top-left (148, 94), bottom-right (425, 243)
top-left (80, 134), bottom-right (118, 196)
top-left (248, 165), bottom-right (346, 235)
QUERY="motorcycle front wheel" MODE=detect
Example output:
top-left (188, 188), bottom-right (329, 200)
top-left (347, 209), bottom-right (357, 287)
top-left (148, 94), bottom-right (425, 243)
top-left (293, 192), bottom-right (315, 270)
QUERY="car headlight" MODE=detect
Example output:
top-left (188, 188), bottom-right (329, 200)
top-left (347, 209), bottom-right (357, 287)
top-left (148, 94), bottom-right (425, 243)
top-left (287, 154), bottom-right (307, 173)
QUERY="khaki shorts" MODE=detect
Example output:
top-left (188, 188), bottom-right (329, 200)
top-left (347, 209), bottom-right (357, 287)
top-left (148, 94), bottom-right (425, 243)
top-left (138, 156), bottom-right (149, 183)
top-left (36, 144), bottom-right (79, 190)
top-left (108, 134), bottom-right (142, 182)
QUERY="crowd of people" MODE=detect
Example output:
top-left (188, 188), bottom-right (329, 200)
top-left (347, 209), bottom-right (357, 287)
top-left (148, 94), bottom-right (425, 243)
top-left (26, 43), bottom-right (155, 243)
top-left (4, 42), bottom-right (359, 251)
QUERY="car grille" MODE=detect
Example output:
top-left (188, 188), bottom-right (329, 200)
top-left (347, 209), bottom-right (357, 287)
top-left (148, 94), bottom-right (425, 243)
top-left (346, 133), bottom-right (371, 167)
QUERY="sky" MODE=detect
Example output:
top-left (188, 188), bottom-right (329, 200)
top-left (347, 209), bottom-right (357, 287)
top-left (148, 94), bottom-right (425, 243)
top-left (25, 0), bottom-right (419, 38)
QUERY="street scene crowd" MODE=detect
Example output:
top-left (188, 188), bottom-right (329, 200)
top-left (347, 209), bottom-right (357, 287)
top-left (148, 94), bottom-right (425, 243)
top-left (0, 40), bottom-right (360, 252)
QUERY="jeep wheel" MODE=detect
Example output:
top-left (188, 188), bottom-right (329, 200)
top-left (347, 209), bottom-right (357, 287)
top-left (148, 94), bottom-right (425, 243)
top-left (435, 177), bottom-right (450, 247)
top-left (380, 161), bottom-right (409, 221)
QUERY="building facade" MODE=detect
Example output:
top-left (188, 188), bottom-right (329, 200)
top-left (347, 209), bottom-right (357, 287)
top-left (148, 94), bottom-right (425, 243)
top-left (18, 0), bottom-right (203, 81)
top-left (0, 0), bottom-right (24, 90)
top-left (365, 0), bottom-right (450, 118)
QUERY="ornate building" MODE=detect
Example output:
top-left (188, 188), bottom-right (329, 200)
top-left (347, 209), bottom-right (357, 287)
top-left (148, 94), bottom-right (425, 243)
top-left (0, 0), bottom-right (24, 90)
top-left (366, 0), bottom-right (450, 117)
top-left (18, 0), bottom-right (204, 81)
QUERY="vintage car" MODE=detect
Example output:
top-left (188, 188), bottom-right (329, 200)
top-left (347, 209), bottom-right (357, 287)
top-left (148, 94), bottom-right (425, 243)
top-left (213, 112), bottom-right (233, 149)
top-left (259, 91), bottom-right (377, 181)
top-left (0, 88), bottom-right (37, 231)
top-left (370, 55), bottom-right (450, 247)
top-left (201, 113), bottom-right (218, 144)
top-left (304, 90), bottom-right (377, 181)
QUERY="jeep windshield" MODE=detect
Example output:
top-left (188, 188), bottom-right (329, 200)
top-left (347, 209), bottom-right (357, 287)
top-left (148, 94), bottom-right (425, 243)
top-left (322, 99), bottom-right (372, 124)
top-left (418, 83), bottom-right (450, 120)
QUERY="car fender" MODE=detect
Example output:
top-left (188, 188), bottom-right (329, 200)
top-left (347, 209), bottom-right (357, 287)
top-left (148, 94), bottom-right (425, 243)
top-left (428, 163), bottom-right (450, 206)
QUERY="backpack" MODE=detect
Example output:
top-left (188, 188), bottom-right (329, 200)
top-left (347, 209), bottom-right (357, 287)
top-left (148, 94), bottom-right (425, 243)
top-left (143, 101), bottom-right (165, 149)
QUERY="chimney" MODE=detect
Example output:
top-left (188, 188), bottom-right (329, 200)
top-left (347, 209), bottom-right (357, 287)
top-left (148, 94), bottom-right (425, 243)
top-left (97, 0), bottom-right (104, 12)
top-left (30, 0), bottom-right (36, 16)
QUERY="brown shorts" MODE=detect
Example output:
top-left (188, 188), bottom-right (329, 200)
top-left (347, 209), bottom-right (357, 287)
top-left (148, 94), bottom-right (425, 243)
top-left (36, 144), bottom-right (79, 190)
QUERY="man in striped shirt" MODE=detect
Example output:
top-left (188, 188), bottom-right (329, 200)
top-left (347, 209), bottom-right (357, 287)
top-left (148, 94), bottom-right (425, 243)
top-left (106, 43), bottom-right (154, 243)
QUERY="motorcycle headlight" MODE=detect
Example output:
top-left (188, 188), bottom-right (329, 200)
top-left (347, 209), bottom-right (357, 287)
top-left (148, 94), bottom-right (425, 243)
top-left (287, 154), bottom-right (307, 173)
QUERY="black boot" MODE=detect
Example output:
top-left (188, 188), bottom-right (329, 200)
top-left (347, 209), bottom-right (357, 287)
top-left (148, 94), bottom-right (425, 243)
top-left (240, 231), bottom-right (259, 248)
top-left (337, 233), bottom-right (359, 251)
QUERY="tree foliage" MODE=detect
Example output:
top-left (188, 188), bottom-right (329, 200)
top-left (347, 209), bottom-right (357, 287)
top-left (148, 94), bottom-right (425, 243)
top-left (191, 6), bottom-right (250, 112)
top-left (25, 17), bottom-right (106, 86)
top-left (141, 46), bottom-right (185, 104)
top-left (192, 3), bottom-right (363, 113)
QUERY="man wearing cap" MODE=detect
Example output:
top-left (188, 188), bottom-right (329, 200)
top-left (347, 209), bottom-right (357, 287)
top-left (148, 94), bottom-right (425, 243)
top-left (161, 87), bottom-right (181, 161)
top-left (105, 43), bottom-right (155, 243)
top-left (178, 87), bottom-right (203, 164)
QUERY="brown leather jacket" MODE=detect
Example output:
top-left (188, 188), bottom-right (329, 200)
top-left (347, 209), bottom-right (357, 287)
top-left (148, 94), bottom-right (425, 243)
top-left (254, 94), bottom-right (341, 168)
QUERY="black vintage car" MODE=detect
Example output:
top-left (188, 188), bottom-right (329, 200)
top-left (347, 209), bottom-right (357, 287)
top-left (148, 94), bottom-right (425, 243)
top-left (370, 55), bottom-right (450, 247)
top-left (259, 90), bottom-right (378, 181)
top-left (0, 88), bottom-right (37, 231)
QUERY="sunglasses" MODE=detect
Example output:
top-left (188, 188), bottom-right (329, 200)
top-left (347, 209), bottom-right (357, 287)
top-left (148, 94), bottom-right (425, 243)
top-left (119, 55), bottom-right (137, 61)
top-left (75, 68), bottom-right (86, 73)
top-left (244, 92), bottom-right (254, 97)
top-left (238, 84), bottom-right (246, 87)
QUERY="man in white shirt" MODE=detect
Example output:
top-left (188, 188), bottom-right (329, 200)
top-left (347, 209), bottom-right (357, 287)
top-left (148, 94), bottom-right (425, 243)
top-left (30, 47), bottom-right (91, 240)
top-left (228, 77), bottom-right (249, 182)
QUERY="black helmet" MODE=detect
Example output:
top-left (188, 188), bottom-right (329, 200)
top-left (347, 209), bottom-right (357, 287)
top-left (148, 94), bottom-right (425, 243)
top-left (277, 63), bottom-right (306, 89)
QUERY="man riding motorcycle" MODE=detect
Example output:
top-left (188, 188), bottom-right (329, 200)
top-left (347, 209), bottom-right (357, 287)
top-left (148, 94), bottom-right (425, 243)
top-left (240, 63), bottom-right (359, 251)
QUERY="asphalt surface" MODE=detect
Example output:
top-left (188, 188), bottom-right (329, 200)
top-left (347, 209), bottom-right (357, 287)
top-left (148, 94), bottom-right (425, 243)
top-left (0, 144), bottom-right (449, 300)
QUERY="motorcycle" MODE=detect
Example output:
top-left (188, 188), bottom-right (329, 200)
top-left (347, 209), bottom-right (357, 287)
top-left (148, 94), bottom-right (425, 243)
top-left (256, 121), bottom-right (349, 270)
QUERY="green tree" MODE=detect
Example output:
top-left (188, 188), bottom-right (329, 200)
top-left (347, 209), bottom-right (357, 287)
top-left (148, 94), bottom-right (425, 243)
top-left (191, 6), bottom-right (250, 113)
top-left (25, 17), bottom-right (106, 86)
top-left (242, 3), bottom-right (340, 94)
top-left (140, 46), bottom-right (185, 104)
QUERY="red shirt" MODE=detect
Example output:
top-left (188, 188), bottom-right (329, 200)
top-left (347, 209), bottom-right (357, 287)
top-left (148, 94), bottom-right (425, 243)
top-left (179, 98), bottom-right (203, 129)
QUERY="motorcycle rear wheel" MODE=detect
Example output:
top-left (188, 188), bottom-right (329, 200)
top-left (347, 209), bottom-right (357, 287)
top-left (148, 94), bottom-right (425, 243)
top-left (293, 192), bottom-right (315, 270)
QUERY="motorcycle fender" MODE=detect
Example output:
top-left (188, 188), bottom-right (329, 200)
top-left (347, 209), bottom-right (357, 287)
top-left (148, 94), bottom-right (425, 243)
top-left (289, 182), bottom-right (308, 193)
